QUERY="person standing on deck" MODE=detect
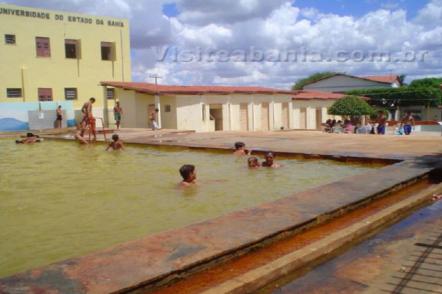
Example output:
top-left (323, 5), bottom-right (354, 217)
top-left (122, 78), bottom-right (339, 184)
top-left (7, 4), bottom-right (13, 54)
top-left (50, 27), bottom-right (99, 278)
top-left (113, 101), bottom-right (123, 130)
top-left (55, 106), bottom-right (63, 129)
top-left (401, 111), bottom-right (415, 135)
top-left (80, 97), bottom-right (96, 141)
top-left (150, 108), bottom-right (160, 130)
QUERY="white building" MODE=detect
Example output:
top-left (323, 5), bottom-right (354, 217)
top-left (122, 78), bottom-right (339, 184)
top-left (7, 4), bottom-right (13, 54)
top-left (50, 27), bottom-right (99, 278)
top-left (101, 82), bottom-right (346, 132)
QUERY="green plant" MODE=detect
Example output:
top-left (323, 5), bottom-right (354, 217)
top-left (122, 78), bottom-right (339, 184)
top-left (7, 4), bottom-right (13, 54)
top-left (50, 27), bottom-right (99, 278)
top-left (292, 72), bottom-right (339, 90)
top-left (328, 96), bottom-right (374, 116)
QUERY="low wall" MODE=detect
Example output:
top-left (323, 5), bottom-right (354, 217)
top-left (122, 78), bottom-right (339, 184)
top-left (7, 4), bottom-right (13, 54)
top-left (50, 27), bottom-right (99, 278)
top-left (0, 102), bottom-right (75, 131)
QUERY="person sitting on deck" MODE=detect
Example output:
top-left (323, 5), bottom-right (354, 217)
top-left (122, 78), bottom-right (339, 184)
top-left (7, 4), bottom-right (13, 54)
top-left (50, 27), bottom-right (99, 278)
top-left (233, 142), bottom-right (250, 156)
top-left (343, 120), bottom-right (355, 134)
top-left (75, 124), bottom-right (89, 145)
top-left (179, 164), bottom-right (197, 187)
top-left (247, 157), bottom-right (261, 169)
top-left (16, 133), bottom-right (41, 144)
top-left (106, 134), bottom-right (125, 151)
top-left (262, 152), bottom-right (281, 168)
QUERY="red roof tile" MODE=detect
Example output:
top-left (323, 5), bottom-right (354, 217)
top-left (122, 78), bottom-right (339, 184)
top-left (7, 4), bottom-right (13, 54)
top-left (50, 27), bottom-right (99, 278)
top-left (101, 81), bottom-right (294, 95)
top-left (362, 75), bottom-right (399, 84)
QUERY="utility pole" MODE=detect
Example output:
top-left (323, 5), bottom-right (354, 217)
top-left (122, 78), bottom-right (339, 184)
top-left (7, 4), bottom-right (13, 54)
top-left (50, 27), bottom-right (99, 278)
top-left (149, 74), bottom-right (162, 129)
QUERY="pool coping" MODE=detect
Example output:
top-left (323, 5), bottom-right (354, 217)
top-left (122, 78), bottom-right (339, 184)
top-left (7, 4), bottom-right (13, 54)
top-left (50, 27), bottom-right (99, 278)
top-left (1, 139), bottom-right (441, 293)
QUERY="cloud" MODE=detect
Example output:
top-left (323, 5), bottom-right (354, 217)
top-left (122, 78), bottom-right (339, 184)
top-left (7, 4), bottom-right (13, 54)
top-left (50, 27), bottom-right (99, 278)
top-left (175, 0), bottom-right (288, 25)
top-left (2, 0), bottom-right (442, 87)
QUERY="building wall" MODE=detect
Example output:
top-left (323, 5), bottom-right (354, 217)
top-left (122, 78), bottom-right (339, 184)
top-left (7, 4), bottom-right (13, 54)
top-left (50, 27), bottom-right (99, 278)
top-left (292, 99), bottom-right (338, 130)
top-left (303, 75), bottom-right (394, 92)
top-left (0, 4), bottom-right (131, 127)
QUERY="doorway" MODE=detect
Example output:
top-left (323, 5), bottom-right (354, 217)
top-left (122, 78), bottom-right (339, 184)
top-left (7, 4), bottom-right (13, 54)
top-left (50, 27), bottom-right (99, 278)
top-left (316, 108), bottom-right (322, 130)
top-left (210, 104), bottom-right (223, 131)
top-left (299, 108), bottom-right (307, 129)
top-left (240, 104), bottom-right (248, 131)
top-left (261, 103), bottom-right (270, 131)
top-left (282, 102), bottom-right (289, 130)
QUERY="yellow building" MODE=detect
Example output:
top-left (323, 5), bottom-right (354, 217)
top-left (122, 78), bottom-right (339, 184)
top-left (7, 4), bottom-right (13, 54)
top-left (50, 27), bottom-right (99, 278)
top-left (0, 3), bottom-right (131, 128)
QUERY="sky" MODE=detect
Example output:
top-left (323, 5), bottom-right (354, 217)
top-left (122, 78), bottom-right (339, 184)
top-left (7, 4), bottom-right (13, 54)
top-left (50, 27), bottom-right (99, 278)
top-left (1, 0), bottom-right (442, 88)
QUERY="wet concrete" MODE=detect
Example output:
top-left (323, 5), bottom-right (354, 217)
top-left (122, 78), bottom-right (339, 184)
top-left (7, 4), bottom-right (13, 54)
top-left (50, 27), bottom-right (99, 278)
top-left (260, 200), bottom-right (442, 294)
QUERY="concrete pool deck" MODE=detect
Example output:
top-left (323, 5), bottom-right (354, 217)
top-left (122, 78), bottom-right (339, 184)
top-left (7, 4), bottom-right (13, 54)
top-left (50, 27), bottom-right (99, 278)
top-left (1, 129), bottom-right (442, 293)
top-left (106, 129), bottom-right (442, 161)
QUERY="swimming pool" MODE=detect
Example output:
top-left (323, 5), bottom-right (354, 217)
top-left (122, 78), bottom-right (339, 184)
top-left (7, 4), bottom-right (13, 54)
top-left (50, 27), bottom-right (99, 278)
top-left (0, 140), bottom-right (378, 277)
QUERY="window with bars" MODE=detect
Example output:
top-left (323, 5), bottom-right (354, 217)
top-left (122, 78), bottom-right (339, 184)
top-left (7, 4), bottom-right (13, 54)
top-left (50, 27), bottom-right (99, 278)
top-left (6, 88), bottom-right (22, 98)
top-left (107, 88), bottom-right (115, 99)
top-left (38, 88), bottom-right (53, 101)
top-left (165, 105), bottom-right (171, 112)
top-left (36, 37), bottom-right (51, 57)
top-left (65, 39), bottom-right (80, 59)
top-left (5, 34), bottom-right (16, 45)
top-left (101, 42), bottom-right (115, 61)
top-left (64, 88), bottom-right (78, 100)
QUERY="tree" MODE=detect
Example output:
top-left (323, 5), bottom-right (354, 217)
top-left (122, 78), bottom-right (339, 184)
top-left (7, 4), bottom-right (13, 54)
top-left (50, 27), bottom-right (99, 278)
top-left (328, 96), bottom-right (374, 116)
top-left (347, 86), bottom-right (441, 107)
top-left (292, 72), bottom-right (339, 90)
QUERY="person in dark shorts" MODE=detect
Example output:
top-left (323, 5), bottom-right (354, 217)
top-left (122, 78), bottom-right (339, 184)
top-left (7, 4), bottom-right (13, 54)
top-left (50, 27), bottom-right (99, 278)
top-left (401, 111), bottom-right (415, 135)
top-left (56, 106), bottom-right (63, 128)
top-left (80, 97), bottom-right (96, 141)
top-left (376, 111), bottom-right (387, 135)
top-left (113, 101), bottom-right (123, 130)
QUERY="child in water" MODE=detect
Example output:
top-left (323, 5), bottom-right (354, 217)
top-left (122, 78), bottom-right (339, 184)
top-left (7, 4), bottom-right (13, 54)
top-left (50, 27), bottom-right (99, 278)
top-left (106, 134), bottom-right (124, 151)
top-left (16, 133), bottom-right (41, 144)
top-left (247, 157), bottom-right (261, 169)
top-left (233, 142), bottom-right (250, 156)
top-left (262, 152), bottom-right (281, 168)
top-left (179, 164), bottom-right (197, 187)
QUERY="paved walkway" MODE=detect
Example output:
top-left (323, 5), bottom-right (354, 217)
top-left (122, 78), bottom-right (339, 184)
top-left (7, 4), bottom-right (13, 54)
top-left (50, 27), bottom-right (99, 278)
top-left (108, 129), bottom-right (442, 160)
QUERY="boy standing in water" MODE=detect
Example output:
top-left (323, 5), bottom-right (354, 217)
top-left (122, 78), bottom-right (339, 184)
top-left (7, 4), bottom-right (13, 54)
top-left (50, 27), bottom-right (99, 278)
top-left (179, 164), bottom-right (197, 187)
top-left (106, 134), bottom-right (125, 151)
top-left (262, 152), bottom-right (281, 168)
top-left (233, 142), bottom-right (249, 156)
top-left (247, 157), bottom-right (261, 169)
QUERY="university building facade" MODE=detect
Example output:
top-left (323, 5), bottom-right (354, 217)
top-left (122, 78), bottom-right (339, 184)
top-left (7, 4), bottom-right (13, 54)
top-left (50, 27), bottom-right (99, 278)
top-left (0, 4), bottom-right (131, 130)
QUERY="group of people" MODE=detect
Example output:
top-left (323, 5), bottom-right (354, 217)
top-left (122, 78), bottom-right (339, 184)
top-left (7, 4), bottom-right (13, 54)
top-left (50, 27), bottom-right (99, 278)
top-left (178, 142), bottom-right (280, 188)
top-left (324, 111), bottom-right (415, 136)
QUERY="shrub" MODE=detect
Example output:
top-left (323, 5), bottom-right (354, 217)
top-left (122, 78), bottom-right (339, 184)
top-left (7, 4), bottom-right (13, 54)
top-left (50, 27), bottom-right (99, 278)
top-left (328, 96), bottom-right (374, 116)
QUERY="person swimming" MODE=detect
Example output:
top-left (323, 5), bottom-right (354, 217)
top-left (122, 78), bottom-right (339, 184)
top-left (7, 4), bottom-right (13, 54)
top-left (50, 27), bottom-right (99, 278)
top-left (262, 152), bottom-right (281, 168)
top-left (106, 134), bottom-right (124, 151)
top-left (233, 141), bottom-right (250, 156)
top-left (247, 157), bottom-right (261, 169)
top-left (179, 164), bottom-right (197, 187)
top-left (16, 133), bottom-right (41, 144)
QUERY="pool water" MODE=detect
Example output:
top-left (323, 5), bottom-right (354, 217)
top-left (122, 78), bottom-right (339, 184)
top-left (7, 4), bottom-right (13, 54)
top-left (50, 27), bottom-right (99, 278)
top-left (0, 140), bottom-right (377, 277)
